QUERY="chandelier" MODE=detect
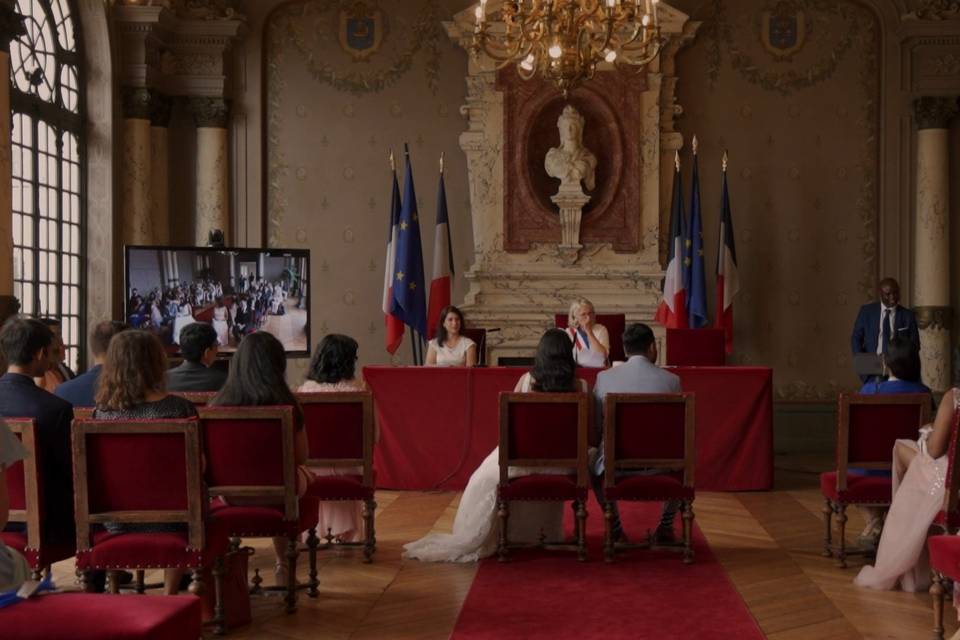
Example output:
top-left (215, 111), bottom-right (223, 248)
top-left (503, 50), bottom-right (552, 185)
top-left (471, 0), bottom-right (663, 93)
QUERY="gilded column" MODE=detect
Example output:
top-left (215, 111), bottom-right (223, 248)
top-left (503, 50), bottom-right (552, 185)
top-left (121, 87), bottom-right (154, 246)
top-left (190, 97), bottom-right (230, 246)
top-left (912, 96), bottom-right (958, 392)
top-left (150, 94), bottom-right (172, 245)
top-left (0, 1), bottom-right (23, 319)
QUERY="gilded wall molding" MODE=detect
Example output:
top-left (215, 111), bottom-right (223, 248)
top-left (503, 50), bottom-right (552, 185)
top-left (903, 1), bottom-right (960, 20)
top-left (913, 95), bottom-right (960, 128)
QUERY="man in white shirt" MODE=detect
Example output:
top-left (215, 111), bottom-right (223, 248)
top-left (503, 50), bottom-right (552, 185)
top-left (593, 323), bottom-right (682, 543)
top-left (850, 278), bottom-right (920, 381)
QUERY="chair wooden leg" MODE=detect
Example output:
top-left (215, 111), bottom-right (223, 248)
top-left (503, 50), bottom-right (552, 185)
top-left (284, 536), bottom-right (298, 614)
top-left (682, 501), bottom-right (695, 564)
top-left (188, 569), bottom-right (204, 596)
top-left (79, 569), bottom-right (95, 593)
top-left (108, 570), bottom-right (120, 594)
top-left (576, 499), bottom-right (587, 562)
top-left (931, 571), bottom-right (945, 640)
top-left (363, 498), bottom-right (377, 563)
top-left (497, 499), bottom-right (509, 563)
top-left (250, 568), bottom-right (263, 594)
top-left (212, 557), bottom-right (226, 636)
top-left (229, 536), bottom-right (241, 553)
top-left (603, 501), bottom-right (614, 563)
top-left (29, 566), bottom-right (42, 582)
top-left (135, 570), bottom-right (146, 594)
top-left (306, 527), bottom-right (320, 598)
top-left (822, 500), bottom-right (833, 557)
top-left (836, 504), bottom-right (848, 568)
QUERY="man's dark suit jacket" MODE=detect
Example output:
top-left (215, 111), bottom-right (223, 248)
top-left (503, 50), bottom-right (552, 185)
top-left (54, 364), bottom-right (101, 407)
top-left (850, 303), bottom-right (920, 354)
top-left (0, 372), bottom-right (75, 543)
top-left (166, 360), bottom-right (228, 392)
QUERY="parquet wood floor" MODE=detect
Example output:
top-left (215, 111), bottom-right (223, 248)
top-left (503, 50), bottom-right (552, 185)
top-left (47, 470), bottom-right (957, 639)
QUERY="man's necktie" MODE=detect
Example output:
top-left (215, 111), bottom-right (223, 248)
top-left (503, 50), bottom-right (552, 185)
top-left (881, 308), bottom-right (892, 353)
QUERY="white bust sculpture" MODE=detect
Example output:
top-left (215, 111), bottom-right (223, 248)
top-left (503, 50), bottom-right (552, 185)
top-left (544, 105), bottom-right (597, 193)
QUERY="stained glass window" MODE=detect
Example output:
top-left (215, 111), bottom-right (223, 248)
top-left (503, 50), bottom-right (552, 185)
top-left (10, 0), bottom-right (84, 370)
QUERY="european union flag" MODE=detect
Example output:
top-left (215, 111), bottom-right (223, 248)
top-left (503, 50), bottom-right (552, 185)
top-left (687, 144), bottom-right (708, 328)
top-left (391, 145), bottom-right (427, 337)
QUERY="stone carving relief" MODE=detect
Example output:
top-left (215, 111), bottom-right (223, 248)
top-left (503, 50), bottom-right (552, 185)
top-left (903, 1), bottom-right (960, 20)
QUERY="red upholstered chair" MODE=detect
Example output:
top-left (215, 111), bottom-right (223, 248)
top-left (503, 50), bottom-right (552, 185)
top-left (461, 327), bottom-right (487, 366)
top-left (665, 328), bottom-right (725, 366)
top-left (71, 418), bottom-right (228, 634)
top-left (199, 405), bottom-right (320, 611)
top-left (1, 418), bottom-right (74, 579)
top-left (819, 393), bottom-right (931, 567)
top-left (4, 593), bottom-right (201, 640)
top-left (929, 534), bottom-right (960, 640)
top-left (170, 391), bottom-right (216, 406)
top-left (297, 391), bottom-right (376, 562)
top-left (496, 392), bottom-right (590, 562)
top-left (601, 393), bottom-right (696, 564)
top-left (554, 313), bottom-right (626, 363)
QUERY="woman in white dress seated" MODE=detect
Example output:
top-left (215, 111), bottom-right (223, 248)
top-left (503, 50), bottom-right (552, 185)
top-left (565, 298), bottom-right (609, 368)
top-left (854, 387), bottom-right (959, 593)
top-left (404, 329), bottom-right (587, 562)
top-left (425, 305), bottom-right (477, 367)
top-left (297, 334), bottom-right (370, 543)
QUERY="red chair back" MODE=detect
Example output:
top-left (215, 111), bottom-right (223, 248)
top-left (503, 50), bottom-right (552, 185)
top-left (198, 405), bottom-right (298, 521)
top-left (461, 328), bottom-right (487, 366)
top-left (554, 313), bottom-right (626, 363)
top-left (665, 328), bottom-right (725, 366)
top-left (296, 391), bottom-right (374, 487)
top-left (71, 419), bottom-right (204, 551)
top-left (498, 392), bottom-right (589, 487)
top-left (3, 418), bottom-right (40, 550)
top-left (939, 409), bottom-right (960, 529)
top-left (603, 393), bottom-right (695, 488)
top-left (836, 393), bottom-right (931, 490)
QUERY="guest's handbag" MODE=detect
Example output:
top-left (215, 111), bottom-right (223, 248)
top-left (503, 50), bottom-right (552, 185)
top-left (201, 546), bottom-right (253, 630)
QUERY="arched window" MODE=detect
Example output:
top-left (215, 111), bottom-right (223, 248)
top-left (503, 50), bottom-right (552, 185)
top-left (10, 0), bottom-right (84, 370)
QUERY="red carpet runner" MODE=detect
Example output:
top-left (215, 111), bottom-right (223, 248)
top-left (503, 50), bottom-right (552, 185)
top-left (451, 498), bottom-right (764, 639)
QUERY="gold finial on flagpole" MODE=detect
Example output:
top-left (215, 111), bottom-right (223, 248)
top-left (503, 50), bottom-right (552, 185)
top-left (692, 134), bottom-right (699, 155)
top-left (674, 150), bottom-right (680, 172)
top-left (722, 150), bottom-right (728, 172)
top-left (440, 152), bottom-right (445, 175)
top-left (389, 149), bottom-right (396, 172)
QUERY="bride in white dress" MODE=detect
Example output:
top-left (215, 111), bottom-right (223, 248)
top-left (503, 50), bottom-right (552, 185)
top-left (212, 298), bottom-right (230, 347)
top-left (404, 329), bottom-right (587, 563)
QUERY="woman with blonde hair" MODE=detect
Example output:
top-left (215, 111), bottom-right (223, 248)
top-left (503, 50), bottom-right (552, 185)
top-left (565, 298), bottom-right (609, 368)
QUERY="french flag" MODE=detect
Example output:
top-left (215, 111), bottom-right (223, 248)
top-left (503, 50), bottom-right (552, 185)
top-left (426, 161), bottom-right (454, 339)
top-left (655, 151), bottom-right (689, 329)
top-left (714, 151), bottom-right (739, 354)
top-left (382, 155), bottom-right (405, 354)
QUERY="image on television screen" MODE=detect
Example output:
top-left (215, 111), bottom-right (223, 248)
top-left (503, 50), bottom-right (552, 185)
top-left (125, 246), bottom-right (310, 355)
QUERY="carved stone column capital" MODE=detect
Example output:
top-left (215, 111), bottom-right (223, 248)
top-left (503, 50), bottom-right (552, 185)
top-left (121, 87), bottom-right (154, 120)
top-left (913, 96), bottom-right (959, 129)
top-left (189, 97), bottom-right (230, 128)
top-left (0, 1), bottom-right (25, 53)
top-left (915, 305), bottom-right (953, 330)
top-left (150, 93), bottom-right (173, 127)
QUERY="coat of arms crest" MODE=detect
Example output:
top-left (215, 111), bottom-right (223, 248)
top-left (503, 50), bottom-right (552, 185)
top-left (760, 1), bottom-right (806, 59)
top-left (339, 1), bottom-right (384, 61)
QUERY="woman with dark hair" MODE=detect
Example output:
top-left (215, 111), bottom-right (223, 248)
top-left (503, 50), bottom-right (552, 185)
top-left (93, 330), bottom-right (196, 595)
top-left (860, 336), bottom-right (928, 395)
top-left (404, 329), bottom-right (586, 562)
top-left (297, 334), bottom-right (367, 542)
top-left (210, 331), bottom-right (311, 585)
top-left (425, 305), bottom-right (477, 367)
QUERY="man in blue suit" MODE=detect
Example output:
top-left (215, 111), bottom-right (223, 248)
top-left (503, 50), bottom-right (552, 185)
top-left (55, 320), bottom-right (129, 407)
top-left (851, 278), bottom-right (920, 380)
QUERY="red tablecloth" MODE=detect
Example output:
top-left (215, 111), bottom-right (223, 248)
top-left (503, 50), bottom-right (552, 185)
top-left (364, 365), bottom-right (773, 492)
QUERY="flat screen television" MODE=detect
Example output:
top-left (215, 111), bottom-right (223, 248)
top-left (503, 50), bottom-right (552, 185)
top-left (124, 245), bottom-right (310, 357)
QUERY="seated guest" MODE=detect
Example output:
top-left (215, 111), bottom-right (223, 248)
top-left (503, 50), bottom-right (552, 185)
top-left (33, 318), bottom-right (76, 392)
top-left (0, 318), bottom-right (74, 546)
top-left (210, 332), bottom-right (312, 585)
top-left (93, 329), bottom-right (197, 595)
top-left (0, 419), bottom-right (30, 594)
top-left (425, 305), bottom-right (477, 367)
top-left (55, 321), bottom-right (129, 407)
top-left (564, 298), bottom-right (609, 368)
top-left (593, 323), bottom-right (682, 543)
top-left (166, 322), bottom-right (228, 392)
top-left (298, 334), bottom-right (368, 543)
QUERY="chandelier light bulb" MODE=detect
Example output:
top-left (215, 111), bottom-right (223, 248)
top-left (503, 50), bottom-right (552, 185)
top-left (548, 44), bottom-right (563, 59)
top-left (520, 54), bottom-right (535, 70)
top-left (604, 49), bottom-right (617, 63)
top-left (642, 13), bottom-right (650, 26)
